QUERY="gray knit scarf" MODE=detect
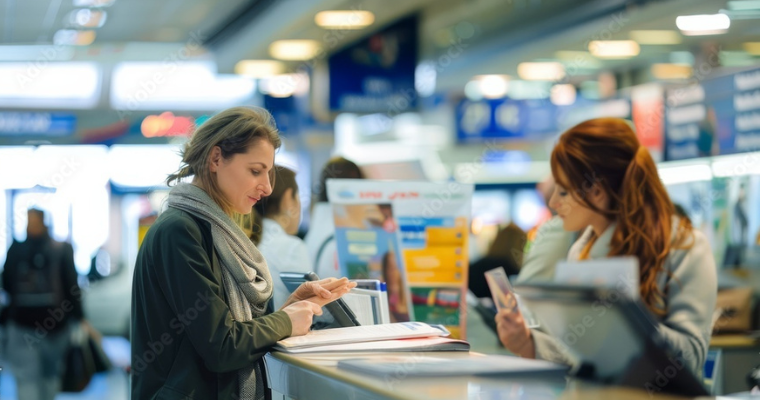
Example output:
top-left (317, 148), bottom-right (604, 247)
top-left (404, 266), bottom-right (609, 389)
top-left (166, 183), bottom-right (272, 400)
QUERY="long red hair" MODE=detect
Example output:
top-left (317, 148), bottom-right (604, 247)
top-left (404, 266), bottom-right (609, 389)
top-left (550, 118), bottom-right (692, 315)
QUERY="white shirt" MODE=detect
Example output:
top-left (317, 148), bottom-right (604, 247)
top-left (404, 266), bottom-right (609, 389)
top-left (258, 218), bottom-right (312, 310)
top-left (303, 202), bottom-right (341, 279)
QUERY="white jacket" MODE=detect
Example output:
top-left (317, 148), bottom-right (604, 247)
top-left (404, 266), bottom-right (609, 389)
top-left (258, 218), bottom-right (312, 310)
top-left (531, 218), bottom-right (717, 377)
top-left (304, 202), bottom-right (342, 279)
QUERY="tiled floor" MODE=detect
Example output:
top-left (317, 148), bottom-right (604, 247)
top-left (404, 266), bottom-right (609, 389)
top-left (0, 337), bottom-right (130, 400)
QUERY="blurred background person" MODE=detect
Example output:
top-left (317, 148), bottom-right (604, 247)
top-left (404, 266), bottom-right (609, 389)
top-left (2, 208), bottom-right (83, 400)
top-left (468, 222), bottom-right (526, 299)
top-left (305, 157), bottom-right (365, 278)
top-left (252, 165), bottom-right (312, 310)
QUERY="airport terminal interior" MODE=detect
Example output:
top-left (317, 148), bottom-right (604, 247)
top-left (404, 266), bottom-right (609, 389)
top-left (1, 0), bottom-right (760, 399)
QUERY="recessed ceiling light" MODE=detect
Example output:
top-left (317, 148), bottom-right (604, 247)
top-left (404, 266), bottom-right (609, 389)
top-left (588, 40), bottom-right (640, 58)
top-left (315, 11), bottom-right (374, 29)
top-left (629, 30), bottom-right (682, 45)
top-left (517, 62), bottom-right (565, 81)
top-left (269, 40), bottom-right (322, 61)
top-left (473, 75), bottom-right (509, 99)
top-left (234, 60), bottom-right (286, 78)
top-left (68, 9), bottom-right (107, 28)
top-left (676, 14), bottom-right (730, 35)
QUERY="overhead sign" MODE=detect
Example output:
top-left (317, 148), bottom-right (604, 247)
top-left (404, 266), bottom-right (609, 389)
top-left (0, 112), bottom-right (76, 136)
top-left (456, 98), bottom-right (559, 143)
top-left (665, 66), bottom-right (760, 161)
top-left (329, 16), bottom-right (418, 113)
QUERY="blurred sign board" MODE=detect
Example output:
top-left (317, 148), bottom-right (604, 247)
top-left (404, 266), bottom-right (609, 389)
top-left (0, 112), bottom-right (76, 136)
top-left (329, 16), bottom-right (418, 113)
top-left (455, 98), bottom-right (562, 143)
top-left (665, 67), bottom-right (760, 161)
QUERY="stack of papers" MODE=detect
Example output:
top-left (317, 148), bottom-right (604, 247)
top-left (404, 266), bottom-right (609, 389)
top-left (274, 322), bottom-right (466, 353)
top-left (338, 354), bottom-right (568, 377)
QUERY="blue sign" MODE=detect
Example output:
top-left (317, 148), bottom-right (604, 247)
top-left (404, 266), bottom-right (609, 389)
top-left (0, 112), bottom-right (76, 136)
top-left (456, 98), bottom-right (558, 143)
top-left (665, 67), bottom-right (760, 160)
top-left (329, 16), bottom-right (418, 113)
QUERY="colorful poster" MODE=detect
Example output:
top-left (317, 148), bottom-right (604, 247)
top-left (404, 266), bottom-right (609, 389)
top-left (327, 179), bottom-right (474, 339)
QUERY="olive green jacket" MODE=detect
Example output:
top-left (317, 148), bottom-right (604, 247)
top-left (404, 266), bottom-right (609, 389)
top-left (131, 207), bottom-right (292, 399)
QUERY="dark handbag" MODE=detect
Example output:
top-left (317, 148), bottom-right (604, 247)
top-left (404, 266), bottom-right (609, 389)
top-left (84, 322), bottom-right (112, 373)
top-left (61, 325), bottom-right (96, 392)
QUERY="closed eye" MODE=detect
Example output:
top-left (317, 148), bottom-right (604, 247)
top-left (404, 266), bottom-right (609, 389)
top-left (251, 169), bottom-right (260, 176)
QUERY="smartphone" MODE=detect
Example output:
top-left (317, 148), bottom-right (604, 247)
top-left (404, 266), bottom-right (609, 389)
top-left (484, 267), bottom-right (540, 328)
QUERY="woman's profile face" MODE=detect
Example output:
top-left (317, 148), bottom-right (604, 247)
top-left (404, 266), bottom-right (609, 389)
top-left (548, 168), bottom-right (605, 232)
top-left (211, 139), bottom-right (275, 214)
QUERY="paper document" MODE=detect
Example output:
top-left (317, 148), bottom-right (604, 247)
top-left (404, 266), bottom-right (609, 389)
top-left (338, 354), bottom-right (568, 377)
top-left (275, 322), bottom-right (448, 350)
top-left (341, 291), bottom-right (377, 326)
top-left (554, 257), bottom-right (639, 299)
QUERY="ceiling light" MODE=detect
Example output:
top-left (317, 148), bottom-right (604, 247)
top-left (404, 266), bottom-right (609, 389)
top-left (550, 84), bottom-right (576, 106)
top-left (68, 9), bottom-right (107, 28)
top-left (53, 29), bottom-right (96, 46)
top-left (269, 40), bottom-right (322, 61)
top-left (315, 11), bottom-right (374, 29)
top-left (743, 42), bottom-right (760, 55)
top-left (588, 40), bottom-right (640, 58)
top-left (517, 62), bottom-right (565, 81)
top-left (629, 30), bottom-right (681, 45)
top-left (234, 60), bottom-right (285, 78)
top-left (475, 75), bottom-right (509, 99)
top-left (651, 63), bottom-right (693, 80)
top-left (259, 73), bottom-right (309, 98)
top-left (676, 14), bottom-right (730, 35)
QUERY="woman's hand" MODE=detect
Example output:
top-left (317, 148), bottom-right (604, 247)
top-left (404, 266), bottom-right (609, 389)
top-left (281, 277), bottom-right (357, 309)
top-left (281, 300), bottom-right (323, 336)
top-left (495, 294), bottom-right (536, 358)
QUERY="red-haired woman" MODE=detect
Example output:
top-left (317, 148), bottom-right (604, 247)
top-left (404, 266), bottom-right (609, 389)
top-left (496, 118), bottom-right (717, 376)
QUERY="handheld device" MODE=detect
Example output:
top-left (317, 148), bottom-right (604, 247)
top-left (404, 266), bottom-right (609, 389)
top-left (279, 271), bottom-right (360, 329)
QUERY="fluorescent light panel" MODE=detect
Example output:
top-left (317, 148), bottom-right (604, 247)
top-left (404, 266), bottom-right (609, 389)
top-left (269, 40), bottom-right (322, 61)
top-left (111, 62), bottom-right (255, 111)
top-left (517, 62), bottom-right (565, 81)
top-left (588, 40), bottom-right (640, 58)
top-left (629, 30), bottom-right (682, 45)
top-left (676, 14), bottom-right (730, 35)
top-left (315, 11), bottom-right (374, 29)
top-left (0, 62), bottom-right (100, 108)
top-left (234, 60), bottom-right (285, 78)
